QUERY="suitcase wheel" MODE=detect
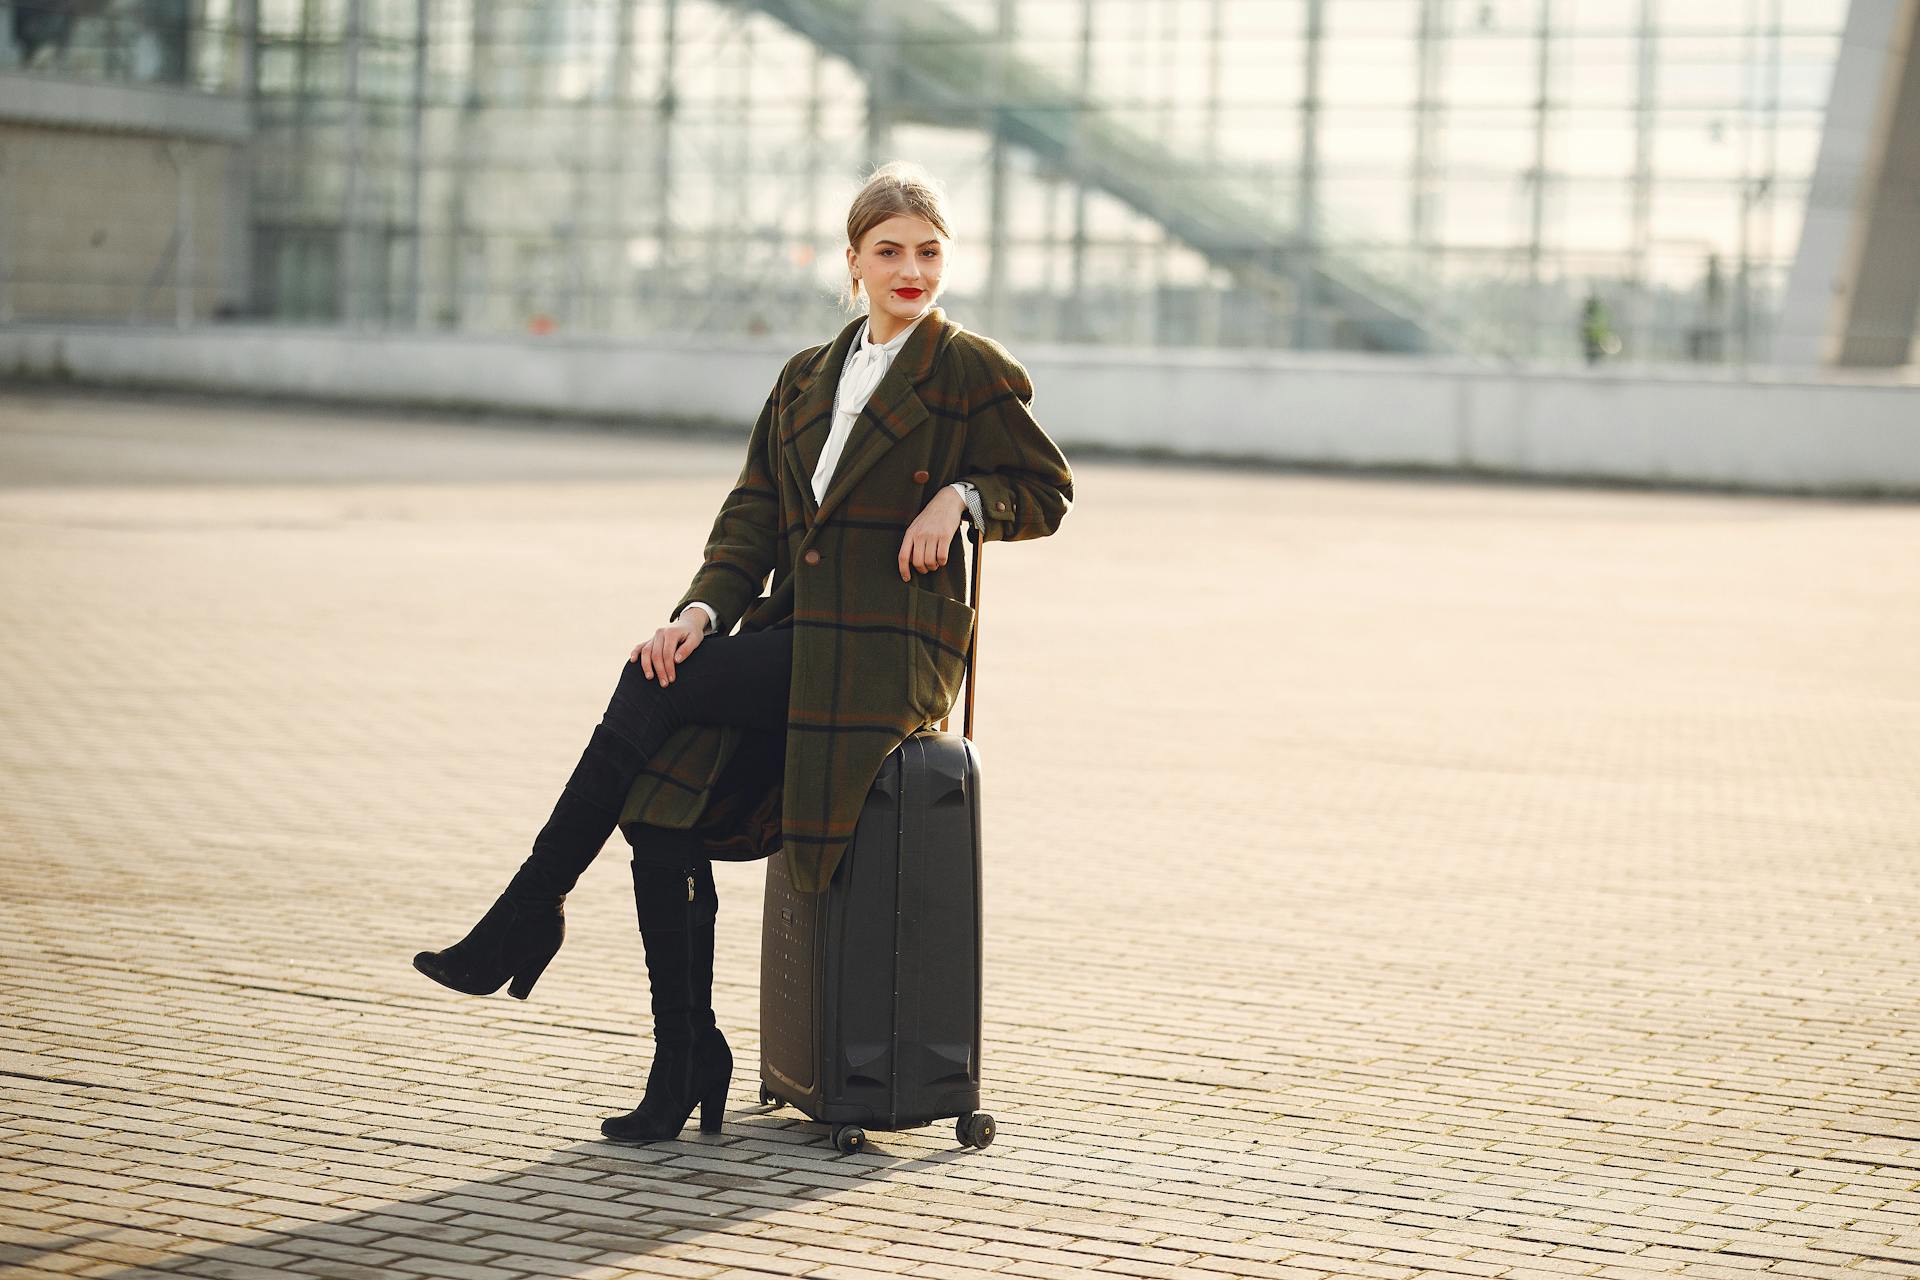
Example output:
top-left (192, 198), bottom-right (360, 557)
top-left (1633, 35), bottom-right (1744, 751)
top-left (957, 1112), bottom-right (996, 1149)
top-left (758, 1084), bottom-right (779, 1107)
top-left (831, 1124), bottom-right (867, 1155)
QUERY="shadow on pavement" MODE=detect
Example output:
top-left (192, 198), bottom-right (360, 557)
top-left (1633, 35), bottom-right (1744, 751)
top-left (19, 1126), bottom-right (983, 1278)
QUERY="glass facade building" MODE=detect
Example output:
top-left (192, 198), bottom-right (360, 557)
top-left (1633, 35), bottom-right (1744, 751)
top-left (2, 0), bottom-right (1853, 362)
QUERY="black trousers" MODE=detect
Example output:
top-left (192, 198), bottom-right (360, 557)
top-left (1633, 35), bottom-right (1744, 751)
top-left (596, 623), bottom-right (794, 878)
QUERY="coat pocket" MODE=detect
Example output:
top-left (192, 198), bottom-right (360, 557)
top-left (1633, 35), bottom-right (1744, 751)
top-left (905, 583), bottom-right (976, 721)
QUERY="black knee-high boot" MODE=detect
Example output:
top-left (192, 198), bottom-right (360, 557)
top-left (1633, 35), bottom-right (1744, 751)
top-left (600, 856), bottom-right (732, 1142)
top-left (413, 723), bottom-right (648, 1000)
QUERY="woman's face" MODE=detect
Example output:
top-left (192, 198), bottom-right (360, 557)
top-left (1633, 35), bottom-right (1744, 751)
top-left (847, 213), bottom-right (947, 327)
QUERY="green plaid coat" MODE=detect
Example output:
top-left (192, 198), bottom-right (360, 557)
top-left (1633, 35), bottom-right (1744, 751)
top-left (616, 306), bottom-right (1074, 893)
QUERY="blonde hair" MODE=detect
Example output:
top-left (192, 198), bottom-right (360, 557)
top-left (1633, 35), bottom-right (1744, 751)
top-left (842, 160), bottom-right (954, 312)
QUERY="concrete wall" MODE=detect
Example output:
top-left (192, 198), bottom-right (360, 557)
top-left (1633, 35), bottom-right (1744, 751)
top-left (0, 122), bottom-right (238, 322)
top-left (2, 324), bottom-right (1917, 495)
top-left (0, 73), bottom-right (252, 325)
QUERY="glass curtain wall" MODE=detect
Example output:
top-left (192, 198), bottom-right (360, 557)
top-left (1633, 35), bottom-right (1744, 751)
top-left (237, 0), bottom-right (1846, 363)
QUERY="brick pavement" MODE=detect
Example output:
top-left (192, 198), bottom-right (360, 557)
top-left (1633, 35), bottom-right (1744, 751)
top-left (1, 387), bottom-right (1917, 1280)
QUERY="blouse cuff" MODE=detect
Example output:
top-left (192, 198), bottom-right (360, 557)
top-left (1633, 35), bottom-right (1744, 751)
top-left (948, 480), bottom-right (985, 529)
top-left (679, 601), bottom-right (719, 635)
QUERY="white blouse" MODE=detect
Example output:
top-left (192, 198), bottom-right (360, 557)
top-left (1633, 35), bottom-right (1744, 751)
top-left (678, 312), bottom-right (983, 636)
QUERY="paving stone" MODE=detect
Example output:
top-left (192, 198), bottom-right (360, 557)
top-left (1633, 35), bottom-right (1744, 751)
top-left (4, 389), bottom-right (1918, 1280)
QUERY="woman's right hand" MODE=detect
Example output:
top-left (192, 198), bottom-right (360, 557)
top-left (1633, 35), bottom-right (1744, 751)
top-left (630, 614), bottom-right (706, 686)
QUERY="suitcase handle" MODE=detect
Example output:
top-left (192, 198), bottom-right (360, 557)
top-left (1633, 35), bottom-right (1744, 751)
top-left (937, 523), bottom-right (982, 741)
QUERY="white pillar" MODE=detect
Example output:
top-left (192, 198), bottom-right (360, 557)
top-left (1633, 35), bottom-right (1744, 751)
top-left (1775, 0), bottom-right (1920, 367)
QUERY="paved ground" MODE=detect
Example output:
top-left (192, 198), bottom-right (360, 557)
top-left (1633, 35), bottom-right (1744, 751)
top-left (2, 386), bottom-right (1918, 1280)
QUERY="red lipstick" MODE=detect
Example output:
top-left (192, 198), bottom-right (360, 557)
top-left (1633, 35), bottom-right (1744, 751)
top-left (895, 288), bottom-right (924, 298)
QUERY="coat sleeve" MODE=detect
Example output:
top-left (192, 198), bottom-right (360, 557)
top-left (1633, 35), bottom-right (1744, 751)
top-left (671, 377), bottom-right (783, 635)
top-left (955, 340), bottom-right (1074, 543)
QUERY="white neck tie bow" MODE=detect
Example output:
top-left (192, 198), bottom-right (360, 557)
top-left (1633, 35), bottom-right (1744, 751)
top-left (840, 339), bottom-right (890, 413)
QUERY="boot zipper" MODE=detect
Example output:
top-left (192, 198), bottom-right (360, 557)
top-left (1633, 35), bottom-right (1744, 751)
top-left (687, 873), bottom-right (695, 903)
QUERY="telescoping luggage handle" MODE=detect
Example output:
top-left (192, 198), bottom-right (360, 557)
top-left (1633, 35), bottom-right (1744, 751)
top-left (937, 523), bottom-right (983, 741)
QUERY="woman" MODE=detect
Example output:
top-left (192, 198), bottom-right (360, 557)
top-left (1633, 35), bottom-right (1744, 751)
top-left (412, 161), bottom-right (1074, 1144)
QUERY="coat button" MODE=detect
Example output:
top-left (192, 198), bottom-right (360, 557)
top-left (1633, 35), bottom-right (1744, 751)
top-left (912, 469), bottom-right (930, 484)
top-left (803, 548), bottom-right (821, 565)
top-left (994, 500), bottom-right (1008, 511)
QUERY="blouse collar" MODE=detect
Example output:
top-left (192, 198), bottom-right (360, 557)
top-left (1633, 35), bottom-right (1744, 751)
top-left (855, 309), bottom-right (929, 360)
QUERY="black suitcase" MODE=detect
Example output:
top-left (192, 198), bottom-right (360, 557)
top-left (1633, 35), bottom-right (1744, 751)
top-left (757, 526), bottom-right (996, 1155)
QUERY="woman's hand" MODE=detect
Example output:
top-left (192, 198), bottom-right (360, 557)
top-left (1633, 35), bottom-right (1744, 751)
top-left (899, 488), bottom-right (966, 581)
top-left (630, 613), bottom-right (707, 686)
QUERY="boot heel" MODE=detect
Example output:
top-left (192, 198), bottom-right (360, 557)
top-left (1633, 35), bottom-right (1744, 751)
top-left (698, 1083), bottom-right (726, 1133)
top-left (507, 936), bottom-right (560, 1000)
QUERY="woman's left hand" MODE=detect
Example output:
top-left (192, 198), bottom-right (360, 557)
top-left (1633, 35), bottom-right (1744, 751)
top-left (898, 488), bottom-right (966, 580)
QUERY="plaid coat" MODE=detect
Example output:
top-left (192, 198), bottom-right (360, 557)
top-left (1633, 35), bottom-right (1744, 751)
top-left (616, 306), bottom-right (1074, 893)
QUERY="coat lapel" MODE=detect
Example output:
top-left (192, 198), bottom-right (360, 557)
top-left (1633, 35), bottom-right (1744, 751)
top-left (807, 307), bottom-right (950, 533)
top-left (780, 316), bottom-right (864, 527)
